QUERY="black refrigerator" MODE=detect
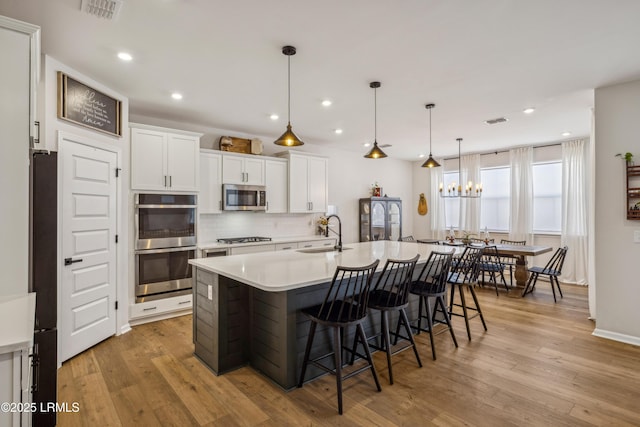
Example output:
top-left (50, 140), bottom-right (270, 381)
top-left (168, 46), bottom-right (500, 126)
top-left (29, 150), bottom-right (58, 427)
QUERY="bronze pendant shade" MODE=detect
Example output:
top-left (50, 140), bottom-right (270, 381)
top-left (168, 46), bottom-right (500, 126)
top-left (364, 81), bottom-right (387, 159)
top-left (274, 45), bottom-right (304, 147)
top-left (421, 103), bottom-right (440, 168)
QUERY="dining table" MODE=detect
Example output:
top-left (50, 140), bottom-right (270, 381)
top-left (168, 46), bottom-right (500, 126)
top-left (417, 239), bottom-right (553, 290)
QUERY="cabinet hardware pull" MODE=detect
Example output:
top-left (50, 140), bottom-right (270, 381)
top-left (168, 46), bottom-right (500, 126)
top-left (169, 175), bottom-right (172, 187)
top-left (33, 121), bottom-right (40, 144)
top-left (164, 175), bottom-right (167, 187)
top-left (143, 306), bottom-right (158, 311)
top-left (178, 300), bottom-right (191, 305)
top-left (64, 257), bottom-right (83, 266)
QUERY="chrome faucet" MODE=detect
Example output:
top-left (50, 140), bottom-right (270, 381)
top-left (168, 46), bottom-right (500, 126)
top-left (324, 214), bottom-right (343, 252)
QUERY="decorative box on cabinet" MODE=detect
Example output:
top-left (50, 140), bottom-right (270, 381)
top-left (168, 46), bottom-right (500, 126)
top-left (222, 152), bottom-right (265, 185)
top-left (275, 151), bottom-right (328, 213)
top-left (626, 162), bottom-right (640, 220)
top-left (199, 149), bottom-right (223, 214)
top-left (130, 123), bottom-right (202, 192)
top-left (359, 197), bottom-right (402, 242)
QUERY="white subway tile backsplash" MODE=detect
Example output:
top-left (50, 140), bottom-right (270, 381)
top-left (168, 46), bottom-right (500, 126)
top-left (198, 212), bottom-right (319, 242)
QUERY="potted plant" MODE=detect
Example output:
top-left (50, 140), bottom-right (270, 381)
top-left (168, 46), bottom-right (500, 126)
top-left (460, 231), bottom-right (474, 245)
top-left (616, 152), bottom-right (634, 164)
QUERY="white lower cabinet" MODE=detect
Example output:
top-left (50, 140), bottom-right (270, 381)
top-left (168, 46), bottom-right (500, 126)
top-left (0, 349), bottom-right (31, 427)
top-left (275, 242), bottom-right (298, 251)
top-left (229, 244), bottom-right (275, 255)
top-left (298, 239), bottom-right (335, 249)
top-left (129, 294), bottom-right (193, 325)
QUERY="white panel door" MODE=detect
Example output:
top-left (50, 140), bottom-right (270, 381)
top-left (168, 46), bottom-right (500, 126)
top-left (288, 155), bottom-right (309, 212)
top-left (307, 157), bottom-right (328, 213)
top-left (167, 134), bottom-right (199, 191)
top-left (130, 128), bottom-right (166, 190)
top-left (60, 139), bottom-right (117, 362)
top-left (199, 151), bottom-right (222, 214)
top-left (265, 159), bottom-right (288, 213)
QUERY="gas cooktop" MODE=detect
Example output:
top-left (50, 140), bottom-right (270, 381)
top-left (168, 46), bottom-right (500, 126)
top-left (217, 236), bottom-right (272, 244)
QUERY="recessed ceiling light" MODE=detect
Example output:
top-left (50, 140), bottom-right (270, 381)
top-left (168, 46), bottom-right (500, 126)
top-left (562, 131), bottom-right (571, 137)
top-left (322, 100), bottom-right (332, 107)
top-left (334, 129), bottom-right (343, 134)
top-left (270, 114), bottom-right (279, 120)
top-left (171, 92), bottom-right (183, 100)
top-left (523, 107), bottom-right (535, 114)
top-left (363, 143), bottom-right (371, 148)
top-left (419, 154), bottom-right (425, 158)
top-left (117, 52), bottom-right (132, 61)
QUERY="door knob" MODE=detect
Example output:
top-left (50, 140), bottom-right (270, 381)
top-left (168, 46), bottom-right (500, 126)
top-left (64, 258), bottom-right (83, 266)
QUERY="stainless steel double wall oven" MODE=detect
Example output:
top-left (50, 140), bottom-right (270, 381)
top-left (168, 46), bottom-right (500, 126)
top-left (135, 193), bottom-right (197, 302)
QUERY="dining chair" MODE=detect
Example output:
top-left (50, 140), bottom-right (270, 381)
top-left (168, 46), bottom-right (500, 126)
top-left (522, 246), bottom-right (568, 302)
top-left (409, 250), bottom-right (457, 360)
top-left (363, 254), bottom-right (421, 384)
top-left (477, 245), bottom-right (509, 295)
top-left (297, 260), bottom-right (381, 415)
top-left (447, 245), bottom-right (487, 341)
top-left (500, 239), bottom-right (526, 286)
top-left (470, 237), bottom-right (494, 244)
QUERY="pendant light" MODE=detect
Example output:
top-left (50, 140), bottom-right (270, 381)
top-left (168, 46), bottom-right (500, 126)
top-left (274, 45), bottom-right (304, 147)
top-left (421, 103), bottom-right (441, 168)
top-left (364, 81), bottom-right (387, 159)
top-left (439, 138), bottom-right (483, 198)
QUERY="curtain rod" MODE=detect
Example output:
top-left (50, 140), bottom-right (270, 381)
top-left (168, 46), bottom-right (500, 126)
top-left (442, 141), bottom-right (564, 161)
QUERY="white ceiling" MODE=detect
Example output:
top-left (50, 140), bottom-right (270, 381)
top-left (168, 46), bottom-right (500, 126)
top-left (3, 0), bottom-right (640, 159)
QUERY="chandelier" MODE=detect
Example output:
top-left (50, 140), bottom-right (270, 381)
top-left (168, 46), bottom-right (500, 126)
top-left (439, 138), bottom-right (482, 198)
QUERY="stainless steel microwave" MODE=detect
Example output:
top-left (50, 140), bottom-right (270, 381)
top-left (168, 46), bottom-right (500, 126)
top-left (222, 184), bottom-right (267, 211)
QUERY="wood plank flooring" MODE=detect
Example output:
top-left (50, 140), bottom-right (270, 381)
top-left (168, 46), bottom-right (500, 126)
top-left (57, 284), bottom-right (640, 426)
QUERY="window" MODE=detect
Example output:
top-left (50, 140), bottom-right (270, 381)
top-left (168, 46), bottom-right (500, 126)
top-left (442, 162), bottom-right (562, 234)
top-left (480, 167), bottom-right (510, 231)
top-left (532, 162), bottom-right (562, 233)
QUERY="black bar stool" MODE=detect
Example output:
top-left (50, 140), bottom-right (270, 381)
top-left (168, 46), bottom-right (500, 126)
top-left (363, 254), bottom-right (421, 384)
top-left (448, 245), bottom-right (487, 341)
top-left (409, 250), bottom-right (457, 360)
top-left (297, 260), bottom-right (381, 415)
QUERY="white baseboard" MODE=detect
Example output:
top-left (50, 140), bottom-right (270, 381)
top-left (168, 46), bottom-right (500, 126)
top-left (592, 328), bottom-right (640, 347)
top-left (118, 323), bottom-right (132, 335)
top-left (129, 308), bottom-right (191, 327)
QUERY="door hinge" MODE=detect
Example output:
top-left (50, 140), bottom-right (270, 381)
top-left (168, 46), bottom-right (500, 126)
top-left (115, 234), bottom-right (119, 244)
top-left (115, 301), bottom-right (118, 310)
top-left (115, 167), bottom-right (121, 178)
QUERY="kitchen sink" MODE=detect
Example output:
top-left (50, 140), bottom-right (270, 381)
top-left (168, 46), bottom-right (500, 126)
top-left (297, 246), bottom-right (353, 254)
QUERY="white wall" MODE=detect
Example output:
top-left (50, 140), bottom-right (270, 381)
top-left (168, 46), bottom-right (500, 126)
top-left (593, 79), bottom-right (640, 346)
top-left (132, 113), bottom-right (416, 244)
top-left (42, 55), bottom-right (131, 335)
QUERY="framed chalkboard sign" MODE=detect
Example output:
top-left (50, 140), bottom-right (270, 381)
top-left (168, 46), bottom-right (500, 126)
top-left (57, 72), bottom-right (122, 137)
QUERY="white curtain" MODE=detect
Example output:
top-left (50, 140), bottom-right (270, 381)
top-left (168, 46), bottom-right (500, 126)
top-left (509, 147), bottom-right (534, 243)
top-left (429, 161), bottom-right (447, 239)
top-left (561, 139), bottom-right (589, 285)
top-left (459, 153), bottom-right (481, 235)
top-left (587, 110), bottom-right (596, 318)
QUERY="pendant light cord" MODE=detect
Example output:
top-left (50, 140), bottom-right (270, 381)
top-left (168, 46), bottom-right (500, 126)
top-left (429, 107), bottom-right (432, 155)
top-left (374, 86), bottom-right (377, 142)
top-left (287, 54), bottom-right (291, 125)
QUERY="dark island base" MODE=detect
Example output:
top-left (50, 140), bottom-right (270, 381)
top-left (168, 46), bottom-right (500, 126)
top-left (193, 267), bottom-right (425, 390)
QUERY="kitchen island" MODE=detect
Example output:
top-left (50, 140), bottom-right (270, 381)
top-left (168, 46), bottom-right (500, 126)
top-left (189, 241), bottom-right (454, 389)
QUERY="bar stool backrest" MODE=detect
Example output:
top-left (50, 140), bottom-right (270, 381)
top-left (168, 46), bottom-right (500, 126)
top-left (413, 251), bottom-right (454, 294)
top-left (370, 254), bottom-right (420, 307)
top-left (451, 245), bottom-right (484, 284)
top-left (316, 260), bottom-right (380, 322)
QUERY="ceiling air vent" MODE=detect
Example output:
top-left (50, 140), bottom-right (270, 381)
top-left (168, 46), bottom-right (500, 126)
top-left (379, 144), bottom-right (392, 148)
top-left (81, 0), bottom-right (123, 20)
top-left (484, 117), bottom-right (509, 125)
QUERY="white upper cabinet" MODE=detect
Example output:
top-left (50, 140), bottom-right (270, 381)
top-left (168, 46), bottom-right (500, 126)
top-left (265, 158), bottom-right (288, 213)
top-left (222, 153), bottom-right (265, 185)
top-left (199, 150), bottom-right (223, 214)
top-left (276, 151), bottom-right (328, 213)
top-left (130, 123), bottom-right (202, 192)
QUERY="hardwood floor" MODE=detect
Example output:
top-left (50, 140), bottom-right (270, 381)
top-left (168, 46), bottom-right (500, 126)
top-left (58, 284), bottom-right (640, 426)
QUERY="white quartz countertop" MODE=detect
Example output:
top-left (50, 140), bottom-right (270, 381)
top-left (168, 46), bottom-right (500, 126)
top-left (0, 293), bottom-right (36, 353)
top-left (189, 241), bottom-right (457, 292)
top-left (198, 235), bottom-right (335, 250)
